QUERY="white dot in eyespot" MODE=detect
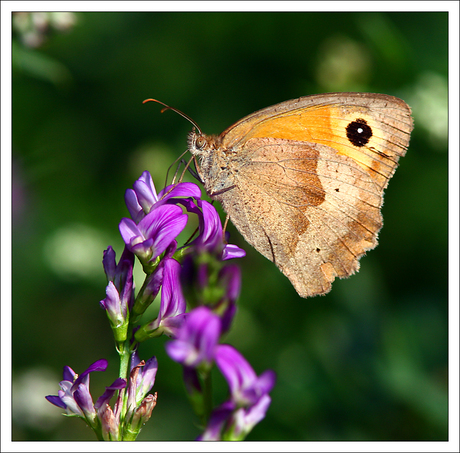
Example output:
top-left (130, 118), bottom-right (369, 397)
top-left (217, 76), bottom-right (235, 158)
top-left (357, 127), bottom-right (364, 134)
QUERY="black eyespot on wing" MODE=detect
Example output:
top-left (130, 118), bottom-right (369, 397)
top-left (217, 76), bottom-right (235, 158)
top-left (346, 118), bottom-right (372, 147)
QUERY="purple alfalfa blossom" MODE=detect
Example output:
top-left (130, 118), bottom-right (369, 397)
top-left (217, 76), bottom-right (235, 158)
top-left (180, 197), bottom-right (245, 261)
top-left (215, 263), bottom-right (241, 334)
top-left (129, 240), bottom-right (177, 323)
top-left (215, 344), bottom-right (276, 409)
top-left (165, 306), bottom-right (223, 423)
top-left (125, 170), bottom-right (201, 223)
top-left (100, 246), bottom-right (135, 342)
top-left (119, 203), bottom-right (188, 266)
top-left (179, 198), bottom-right (244, 310)
top-left (222, 242), bottom-right (246, 260)
top-left (102, 246), bottom-right (135, 299)
top-left (125, 170), bottom-right (158, 223)
top-left (94, 377), bottom-right (127, 441)
top-left (128, 352), bottom-right (158, 404)
top-left (188, 198), bottom-right (222, 253)
top-left (47, 169), bottom-right (253, 440)
top-left (195, 199), bottom-right (244, 260)
top-left (100, 281), bottom-right (130, 342)
top-left (134, 257), bottom-right (187, 342)
top-left (123, 352), bottom-right (159, 436)
top-left (227, 393), bottom-right (273, 440)
top-left (198, 345), bottom-right (276, 441)
top-left (152, 258), bottom-right (187, 337)
top-left (197, 400), bottom-right (234, 441)
top-left (45, 359), bottom-right (116, 429)
top-left (124, 171), bottom-right (244, 268)
top-left (198, 394), bottom-right (273, 441)
top-left (165, 306), bottom-right (221, 369)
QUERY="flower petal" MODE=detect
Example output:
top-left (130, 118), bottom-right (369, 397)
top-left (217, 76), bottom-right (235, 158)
top-left (136, 356), bottom-right (158, 401)
top-left (138, 204), bottom-right (188, 259)
top-left (133, 172), bottom-right (159, 211)
top-left (94, 378), bottom-right (126, 411)
top-left (119, 218), bottom-right (143, 246)
top-left (125, 188), bottom-right (144, 222)
top-left (45, 394), bottom-right (67, 409)
top-left (197, 400), bottom-right (235, 441)
top-left (166, 307), bottom-right (221, 367)
top-left (100, 281), bottom-right (119, 311)
top-left (158, 182), bottom-right (201, 201)
top-left (62, 365), bottom-right (76, 382)
top-left (165, 340), bottom-right (197, 365)
top-left (222, 243), bottom-right (246, 260)
top-left (215, 345), bottom-right (275, 407)
top-left (74, 383), bottom-right (96, 420)
top-left (215, 345), bottom-right (256, 396)
top-left (102, 246), bottom-right (117, 281)
top-left (159, 259), bottom-right (186, 320)
top-left (72, 359), bottom-right (108, 391)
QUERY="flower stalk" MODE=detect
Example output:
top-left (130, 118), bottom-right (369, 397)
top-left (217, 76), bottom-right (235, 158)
top-left (46, 170), bottom-right (275, 441)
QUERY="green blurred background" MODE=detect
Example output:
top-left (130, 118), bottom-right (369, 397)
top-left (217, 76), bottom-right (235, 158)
top-left (12, 12), bottom-right (448, 441)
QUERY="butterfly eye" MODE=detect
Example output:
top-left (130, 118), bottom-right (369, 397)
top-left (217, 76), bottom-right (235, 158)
top-left (195, 135), bottom-right (207, 149)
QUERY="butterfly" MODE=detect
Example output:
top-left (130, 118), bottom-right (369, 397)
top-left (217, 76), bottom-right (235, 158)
top-left (146, 93), bottom-right (413, 298)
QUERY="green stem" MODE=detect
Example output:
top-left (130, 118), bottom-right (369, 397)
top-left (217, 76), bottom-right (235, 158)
top-left (116, 338), bottom-right (132, 440)
top-left (119, 342), bottom-right (131, 380)
top-left (200, 369), bottom-right (213, 426)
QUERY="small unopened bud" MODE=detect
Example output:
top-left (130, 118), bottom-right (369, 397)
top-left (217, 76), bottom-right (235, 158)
top-left (122, 393), bottom-right (158, 440)
top-left (100, 403), bottom-right (120, 441)
top-left (133, 392), bottom-right (157, 425)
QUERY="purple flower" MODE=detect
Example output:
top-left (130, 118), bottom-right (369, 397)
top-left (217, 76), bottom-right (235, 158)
top-left (215, 344), bottom-right (276, 408)
top-left (100, 247), bottom-right (134, 341)
top-left (197, 400), bottom-right (234, 441)
top-left (165, 306), bottom-right (221, 369)
top-left (123, 353), bottom-right (159, 438)
top-left (45, 359), bottom-right (109, 426)
top-left (131, 241), bottom-right (178, 321)
top-left (94, 377), bottom-right (127, 413)
top-left (128, 352), bottom-right (158, 405)
top-left (228, 394), bottom-right (272, 440)
top-left (156, 183), bottom-right (201, 206)
top-left (125, 171), bottom-right (201, 223)
top-left (198, 346), bottom-right (276, 440)
top-left (154, 258), bottom-right (187, 336)
top-left (134, 258), bottom-right (187, 341)
top-left (216, 264), bottom-right (241, 333)
top-left (218, 265), bottom-right (241, 304)
top-left (102, 246), bottom-right (135, 293)
top-left (119, 204), bottom-right (187, 265)
top-left (178, 197), bottom-right (244, 309)
top-left (125, 171), bottom-right (159, 222)
top-left (199, 393), bottom-right (272, 441)
top-left (100, 281), bottom-right (129, 339)
top-left (190, 199), bottom-right (223, 253)
top-left (183, 198), bottom-right (245, 260)
top-left (222, 242), bottom-right (246, 260)
top-left (102, 246), bottom-right (135, 311)
top-left (94, 377), bottom-right (126, 441)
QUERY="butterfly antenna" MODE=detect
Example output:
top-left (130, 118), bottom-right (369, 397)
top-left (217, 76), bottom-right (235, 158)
top-left (143, 98), bottom-right (204, 196)
top-left (143, 98), bottom-right (202, 134)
